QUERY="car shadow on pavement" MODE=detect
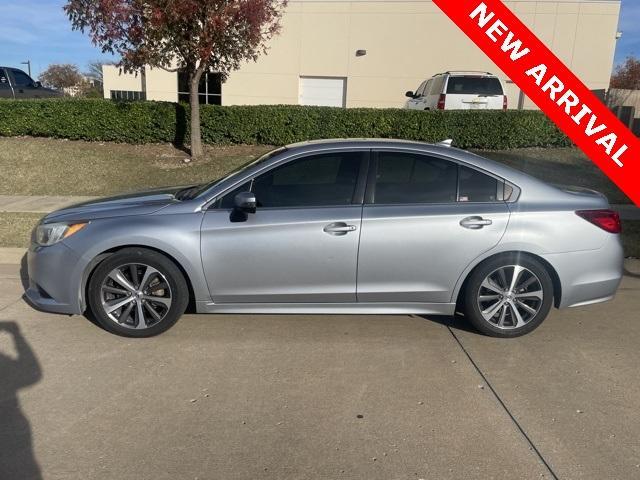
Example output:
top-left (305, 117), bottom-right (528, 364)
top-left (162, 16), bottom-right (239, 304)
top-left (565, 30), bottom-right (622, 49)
top-left (0, 321), bottom-right (43, 480)
top-left (417, 313), bottom-right (480, 335)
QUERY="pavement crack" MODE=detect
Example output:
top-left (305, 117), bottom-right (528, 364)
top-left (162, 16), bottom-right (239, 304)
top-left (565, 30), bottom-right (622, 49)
top-left (447, 326), bottom-right (560, 480)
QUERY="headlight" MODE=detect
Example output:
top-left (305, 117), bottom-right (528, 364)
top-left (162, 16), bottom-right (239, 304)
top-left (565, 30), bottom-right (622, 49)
top-left (35, 222), bottom-right (88, 246)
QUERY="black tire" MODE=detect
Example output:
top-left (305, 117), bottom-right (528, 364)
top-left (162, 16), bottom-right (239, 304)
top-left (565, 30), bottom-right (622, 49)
top-left (87, 248), bottom-right (189, 337)
top-left (463, 254), bottom-right (554, 338)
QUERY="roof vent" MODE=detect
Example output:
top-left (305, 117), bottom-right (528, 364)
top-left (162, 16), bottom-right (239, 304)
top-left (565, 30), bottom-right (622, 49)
top-left (437, 139), bottom-right (453, 147)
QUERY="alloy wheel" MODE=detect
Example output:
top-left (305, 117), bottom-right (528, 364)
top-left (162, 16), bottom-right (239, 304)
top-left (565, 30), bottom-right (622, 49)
top-left (476, 265), bottom-right (544, 330)
top-left (99, 263), bottom-right (172, 330)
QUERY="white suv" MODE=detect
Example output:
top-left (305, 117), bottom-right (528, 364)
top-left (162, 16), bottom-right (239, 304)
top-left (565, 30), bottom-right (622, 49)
top-left (405, 72), bottom-right (507, 111)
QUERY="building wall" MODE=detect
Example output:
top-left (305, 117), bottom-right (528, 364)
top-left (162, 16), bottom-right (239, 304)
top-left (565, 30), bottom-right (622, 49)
top-left (102, 0), bottom-right (621, 109)
top-left (144, 67), bottom-right (178, 102)
top-left (102, 65), bottom-right (143, 98)
top-left (223, 0), bottom-right (621, 109)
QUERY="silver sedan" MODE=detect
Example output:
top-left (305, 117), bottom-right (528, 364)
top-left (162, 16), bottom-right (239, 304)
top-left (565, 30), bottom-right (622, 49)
top-left (25, 139), bottom-right (624, 338)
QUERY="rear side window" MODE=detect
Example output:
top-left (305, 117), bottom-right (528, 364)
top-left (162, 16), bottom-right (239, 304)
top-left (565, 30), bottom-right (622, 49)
top-left (458, 166), bottom-right (498, 202)
top-left (373, 152), bottom-right (458, 204)
top-left (446, 76), bottom-right (503, 95)
top-left (370, 153), bottom-right (501, 205)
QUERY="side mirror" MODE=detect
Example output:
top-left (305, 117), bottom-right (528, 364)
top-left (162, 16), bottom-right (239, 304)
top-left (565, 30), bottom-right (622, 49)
top-left (405, 91), bottom-right (415, 98)
top-left (34, 81), bottom-right (42, 88)
top-left (234, 191), bottom-right (256, 214)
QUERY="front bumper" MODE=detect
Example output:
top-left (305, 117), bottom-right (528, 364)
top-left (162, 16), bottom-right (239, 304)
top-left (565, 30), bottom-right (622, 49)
top-left (25, 241), bottom-right (85, 315)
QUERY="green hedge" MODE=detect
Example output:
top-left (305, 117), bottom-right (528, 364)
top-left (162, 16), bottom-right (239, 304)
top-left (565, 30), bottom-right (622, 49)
top-left (0, 98), bottom-right (570, 149)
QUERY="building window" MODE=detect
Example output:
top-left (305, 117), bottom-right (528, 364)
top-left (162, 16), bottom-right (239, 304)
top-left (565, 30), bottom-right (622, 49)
top-left (110, 90), bottom-right (146, 101)
top-left (178, 71), bottom-right (222, 105)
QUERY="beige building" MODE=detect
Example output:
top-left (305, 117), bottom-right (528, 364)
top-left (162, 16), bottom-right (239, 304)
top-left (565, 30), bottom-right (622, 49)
top-left (103, 0), bottom-right (622, 109)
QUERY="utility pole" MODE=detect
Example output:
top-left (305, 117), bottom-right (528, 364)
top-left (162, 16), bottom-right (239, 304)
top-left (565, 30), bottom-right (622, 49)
top-left (21, 60), bottom-right (31, 77)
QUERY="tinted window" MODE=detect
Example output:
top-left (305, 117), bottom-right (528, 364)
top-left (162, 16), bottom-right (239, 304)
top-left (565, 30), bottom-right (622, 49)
top-left (0, 70), bottom-right (9, 89)
top-left (373, 152), bottom-right (458, 204)
top-left (458, 166), bottom-right (498, 202)
top-left (251, 152), bottom-right (363, 208)
top-left (429, 76), bottom-right (446, 95)
top-left (218, 181), bottom-right (252, 208)
top-left (446, 76), bottom-right (503, 95)
top-left (11, 69), bottom-right (33, 86)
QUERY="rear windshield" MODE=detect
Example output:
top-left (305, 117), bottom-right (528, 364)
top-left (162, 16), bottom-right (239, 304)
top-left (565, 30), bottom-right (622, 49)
top-left (446, 76), bottom-right (504, 95)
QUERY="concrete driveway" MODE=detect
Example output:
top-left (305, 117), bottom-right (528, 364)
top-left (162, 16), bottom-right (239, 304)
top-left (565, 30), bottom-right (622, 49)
top-left (0, 257), bottom-right (639, 480)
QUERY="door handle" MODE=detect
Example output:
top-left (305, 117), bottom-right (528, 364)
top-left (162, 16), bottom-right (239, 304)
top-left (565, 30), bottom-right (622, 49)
top-left (460, 216), bottom-right (493, 229)
top-left (323, 222), bottom-right (357, 236)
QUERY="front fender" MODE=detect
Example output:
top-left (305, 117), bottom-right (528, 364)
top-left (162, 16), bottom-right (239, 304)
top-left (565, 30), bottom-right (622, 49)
top-left (62, 212), bottom-right (210, 311)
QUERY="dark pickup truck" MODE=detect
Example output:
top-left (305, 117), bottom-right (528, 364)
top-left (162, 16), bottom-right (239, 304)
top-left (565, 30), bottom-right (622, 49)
top-left (0, 66), bottom-right (62, 99)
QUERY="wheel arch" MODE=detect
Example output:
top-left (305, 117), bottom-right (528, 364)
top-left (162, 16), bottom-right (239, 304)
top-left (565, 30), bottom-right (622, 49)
top-left (454, 251), bottom-right (562, 310)
top-left (80, 244), bottom-right (198, 314)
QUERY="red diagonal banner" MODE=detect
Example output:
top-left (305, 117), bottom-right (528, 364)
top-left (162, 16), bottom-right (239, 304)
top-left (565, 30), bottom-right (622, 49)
top-left (432, 0), bottom-right (639, 206)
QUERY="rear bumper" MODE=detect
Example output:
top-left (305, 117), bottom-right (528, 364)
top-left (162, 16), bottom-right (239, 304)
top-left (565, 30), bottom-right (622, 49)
top-left (542, 234), bottom-right (624, 309)
top-left (25, 242), bottom-right (85, 315)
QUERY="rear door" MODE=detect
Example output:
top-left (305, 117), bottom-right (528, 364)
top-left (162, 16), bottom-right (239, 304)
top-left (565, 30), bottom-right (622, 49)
top-left (357, 150), bottom-right (510, 303)
top-left (0, 69), bottom-right (13, 98)
top-left (444, 76), bottom-right (504, 110)
top-left (8, 69), bottom-right (39, 98)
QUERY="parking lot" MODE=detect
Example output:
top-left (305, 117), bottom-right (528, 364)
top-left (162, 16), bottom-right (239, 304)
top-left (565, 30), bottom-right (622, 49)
top-left (1, 256), bottom-right (639, 480)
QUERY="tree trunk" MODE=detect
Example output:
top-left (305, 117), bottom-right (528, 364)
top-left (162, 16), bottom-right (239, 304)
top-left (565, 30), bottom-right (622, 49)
top-left (189, 69), bottom-right (204, 159)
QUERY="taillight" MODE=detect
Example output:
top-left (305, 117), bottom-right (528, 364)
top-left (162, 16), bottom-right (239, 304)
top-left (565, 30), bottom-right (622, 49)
top-left (576, 209), bottom-right (621, 234)
top-left (437, 94), bottom-right (446, 110)
top-left (503, 95), bottom-right (508, 110)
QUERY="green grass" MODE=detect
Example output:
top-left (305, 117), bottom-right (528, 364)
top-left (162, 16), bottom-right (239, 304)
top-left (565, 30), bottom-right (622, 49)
top-left (0, 137), bottom-right (631, 204)
top-left (0, 137), bottom-right (272, 196)
top-left (0, 213), bottom-right (42, 248)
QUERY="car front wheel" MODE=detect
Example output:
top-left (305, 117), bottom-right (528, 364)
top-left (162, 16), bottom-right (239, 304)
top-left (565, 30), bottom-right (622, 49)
top-left (463, 255), bottom-right (554, 338)
top-left (87, 248), bottom-right (189, 337)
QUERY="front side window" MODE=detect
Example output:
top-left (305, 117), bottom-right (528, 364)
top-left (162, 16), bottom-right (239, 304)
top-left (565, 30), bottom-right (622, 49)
top-left (217, 152), bottom-right (364, 209)
top-left (415, 81), bottom-right (427, 97)
top-left (11, 69), bottom-right (33, 87)
top-left (373, 152), bottom-right (458, 204)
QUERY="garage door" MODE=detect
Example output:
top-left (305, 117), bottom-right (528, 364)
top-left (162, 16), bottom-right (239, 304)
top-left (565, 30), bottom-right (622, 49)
top-left (299, 77), bottom-right (346, 107)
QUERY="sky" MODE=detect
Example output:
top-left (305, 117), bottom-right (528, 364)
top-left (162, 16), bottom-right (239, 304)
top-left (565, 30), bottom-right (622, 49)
top-left (0, 0), bottom-right (638, 79)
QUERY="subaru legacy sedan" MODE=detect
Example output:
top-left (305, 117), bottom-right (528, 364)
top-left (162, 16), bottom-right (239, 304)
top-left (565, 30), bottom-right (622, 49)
top-left (26, 139), bottom-right (623, 338)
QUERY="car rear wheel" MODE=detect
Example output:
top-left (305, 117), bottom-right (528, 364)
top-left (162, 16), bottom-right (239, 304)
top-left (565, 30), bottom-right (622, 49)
top-left (87, 248), bottom-right (189, 337)
top-left (463, 255), bottom-right (554, 338)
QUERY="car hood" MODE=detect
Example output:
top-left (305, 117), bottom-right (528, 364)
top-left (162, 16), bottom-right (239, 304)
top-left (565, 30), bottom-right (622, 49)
top-left (43, 186), bottom-right (189, 223)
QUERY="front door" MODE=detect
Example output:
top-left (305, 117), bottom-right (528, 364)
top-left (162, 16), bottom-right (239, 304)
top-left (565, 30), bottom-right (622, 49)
top-left (200, 150), bottom-right (368, 304)
top-left (8, 69), bottom-right (38, 98)
top-left (357, 150), bottom-right (510, 303)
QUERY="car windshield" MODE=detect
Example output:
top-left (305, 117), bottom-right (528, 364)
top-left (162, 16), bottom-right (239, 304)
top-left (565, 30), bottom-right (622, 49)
top-left (175, 147), bottom-right (288, 200)
top-left (446, 76), bottom-right (503, 95)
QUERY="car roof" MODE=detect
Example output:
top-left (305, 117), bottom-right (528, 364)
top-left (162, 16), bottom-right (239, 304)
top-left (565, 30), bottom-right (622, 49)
top-left (434, 71), bottom-right (497, 77)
